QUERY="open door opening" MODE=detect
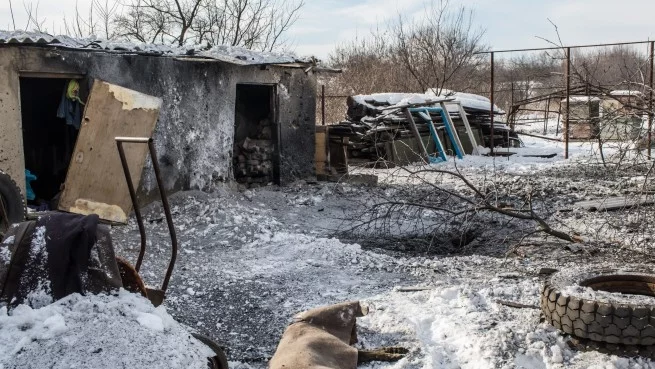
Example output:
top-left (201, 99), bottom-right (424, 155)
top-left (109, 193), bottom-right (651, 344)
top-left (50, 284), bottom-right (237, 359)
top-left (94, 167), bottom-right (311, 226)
top-left (233, 84), bottom-right (279, 187)
top-left (19, 77), bottom-right (86, 207)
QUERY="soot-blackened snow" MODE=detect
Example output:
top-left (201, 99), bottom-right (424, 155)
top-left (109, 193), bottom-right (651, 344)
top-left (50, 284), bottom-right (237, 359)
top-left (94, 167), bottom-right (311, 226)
top-left (0, 290), bottom-right (212, 369)
top-left (109, 140), bottom-right (655, 368)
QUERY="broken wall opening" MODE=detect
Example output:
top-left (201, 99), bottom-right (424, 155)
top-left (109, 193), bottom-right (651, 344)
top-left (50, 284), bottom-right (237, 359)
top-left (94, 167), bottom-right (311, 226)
top-left (233, 84), bottom-right (279, 187)
top-left (19, 76), bottom-right (86, 206)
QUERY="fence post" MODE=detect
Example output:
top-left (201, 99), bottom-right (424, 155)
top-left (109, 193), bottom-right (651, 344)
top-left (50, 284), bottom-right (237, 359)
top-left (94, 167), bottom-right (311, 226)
top-left (565, 47), bottom-right (571, 159)
top-left (649, 41), bottom-right (654, 160)
top-left (510, 81), bottom-right (515, 131)
top-left (490, 52), bottom-right (495, 154)
top-left (544, 97), bottom-right (551, 135)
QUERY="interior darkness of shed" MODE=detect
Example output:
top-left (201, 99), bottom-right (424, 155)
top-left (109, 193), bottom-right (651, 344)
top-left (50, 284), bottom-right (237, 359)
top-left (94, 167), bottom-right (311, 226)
top-left (233, 84), bottom-right (279, 186)
top-left (20, 77), bottom-right (84, 203)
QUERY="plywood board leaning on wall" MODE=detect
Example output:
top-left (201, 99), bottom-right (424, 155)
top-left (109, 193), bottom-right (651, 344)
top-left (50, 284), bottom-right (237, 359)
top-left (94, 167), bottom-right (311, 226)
top-left (58, 80), bottom-right (162, 223)
top-left (315, 126), bottom-right (327, 175)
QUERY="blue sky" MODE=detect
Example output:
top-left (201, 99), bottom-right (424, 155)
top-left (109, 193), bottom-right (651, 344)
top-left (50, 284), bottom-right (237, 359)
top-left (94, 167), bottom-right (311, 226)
top-left (2, 0), bottom-right (655, 60)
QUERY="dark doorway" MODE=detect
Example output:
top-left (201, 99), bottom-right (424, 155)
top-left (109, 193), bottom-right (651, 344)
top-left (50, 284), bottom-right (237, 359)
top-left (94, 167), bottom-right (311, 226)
top-left (20, 77), bottom-right (85, 205)
top-left (233, 84), bottom-right (278, 186)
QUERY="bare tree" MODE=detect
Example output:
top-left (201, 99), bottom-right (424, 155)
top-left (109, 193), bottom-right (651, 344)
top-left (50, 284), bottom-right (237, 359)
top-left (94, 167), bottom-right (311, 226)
top-left (23, 1), bottom-right (46, 32)
top-left (393, 0), bottom-right (486, 94)
top-left (8, 0), bottom-right (17, 30)
top-left (112, 0), bottom-right (303, 50)
top-left (323, 0), bottom-right (486, 124)
top-left (10, 0), bottom-right (302, 50)
top-left (328, 30), bottom-right (420, 95)
top-left (326, 1), bottom-right (486, 95)
top-left (113, 0), bottom-right (170, 43)
top-left (63, 0), bottom-right (118, 39)
top-left (94, 0), bottom-right (121, 39)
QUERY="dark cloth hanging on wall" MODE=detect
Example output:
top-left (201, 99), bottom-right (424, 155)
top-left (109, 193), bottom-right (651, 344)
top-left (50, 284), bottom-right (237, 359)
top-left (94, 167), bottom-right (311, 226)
top-left (56, 89), bottom-right (82, 129)
top-left (56, 80), bottom-right (84, 129)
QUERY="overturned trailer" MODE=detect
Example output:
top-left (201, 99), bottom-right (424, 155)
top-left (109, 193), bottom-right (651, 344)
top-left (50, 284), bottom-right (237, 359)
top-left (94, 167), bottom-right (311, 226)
top-left (0, 31), bottom-right (318, 214)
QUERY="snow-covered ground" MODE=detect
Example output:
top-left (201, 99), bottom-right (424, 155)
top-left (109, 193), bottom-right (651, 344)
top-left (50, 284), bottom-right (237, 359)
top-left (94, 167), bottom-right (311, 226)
top-left (3, 121), bottom-right (655, 368)
top-left (109, 130), bottom-right (655, 368)
top-left (0, 290), bottom-right (213, 368)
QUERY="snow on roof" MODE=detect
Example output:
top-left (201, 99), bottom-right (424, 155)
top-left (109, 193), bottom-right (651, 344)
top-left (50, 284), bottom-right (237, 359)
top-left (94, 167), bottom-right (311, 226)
top-left (349, 93), bottom-right (460, 117)
top-left (609, 90), bottom-right (644, 97)
top-left (560, 96), bottom-right (601, 103)
top-left (352, 93), bottom-right (450, 107)
top-left (0, 30), bottom-right (310, 66)
top-left (0, 290), bottom-right (212, 368)
top-left (425, 88), bottom-right (506, 114)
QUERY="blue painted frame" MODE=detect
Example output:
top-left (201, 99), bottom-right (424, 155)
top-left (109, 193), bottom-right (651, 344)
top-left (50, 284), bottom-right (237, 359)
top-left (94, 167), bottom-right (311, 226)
top-left (409, 107), bottom-right (464, 160)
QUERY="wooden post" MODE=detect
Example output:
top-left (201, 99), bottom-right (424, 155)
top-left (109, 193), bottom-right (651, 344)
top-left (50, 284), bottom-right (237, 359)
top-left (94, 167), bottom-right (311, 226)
top-left (451, 101), bottom-right (481, 155)
top-left (544, 97), bottom-right (551, 135)
top-left (321, 84), bottom-right (326, 126)
top-left (403, 108), bottom-right (430, 163)
top-left (315, 126), bottom-right (327, 175)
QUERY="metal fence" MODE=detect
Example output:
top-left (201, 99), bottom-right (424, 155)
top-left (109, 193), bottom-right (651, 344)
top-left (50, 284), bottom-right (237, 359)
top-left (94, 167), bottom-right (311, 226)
top-left (316, 39), bottom-right (655, 159)
top-left (316, 85), bottom-right (349, 125)
top-left (481, 40), bottom-right (655, 157)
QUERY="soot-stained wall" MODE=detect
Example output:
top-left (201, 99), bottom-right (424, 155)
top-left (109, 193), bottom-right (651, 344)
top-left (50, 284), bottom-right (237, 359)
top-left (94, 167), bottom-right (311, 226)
top-left (0, 46), bottom-right (317, 199)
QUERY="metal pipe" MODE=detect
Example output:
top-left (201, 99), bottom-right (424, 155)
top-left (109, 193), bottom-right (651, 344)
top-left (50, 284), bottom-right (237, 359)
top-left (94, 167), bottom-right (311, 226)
top-left (477, 40), bottom-right (654, 55)
top-left (565, 47), bottom-right (571, 159)
top-left (115, 137), bottom-right (151, 143)
top-left (649, 41), bottom-right (654, 160)
top-left (517, 131), bottom-right (562, 142)
top-left (490, 52), bottom-right (495, 153)
top-left (556, 101), bottom-right (562, 136)
top-left (321, 84), bottom-right (326, 126)
top-left (510, 82), bottom-right (515, 131)
top-left (148, 140), bottom-right (178, 292)
top-left (115, 140), bottom-right (147, 272)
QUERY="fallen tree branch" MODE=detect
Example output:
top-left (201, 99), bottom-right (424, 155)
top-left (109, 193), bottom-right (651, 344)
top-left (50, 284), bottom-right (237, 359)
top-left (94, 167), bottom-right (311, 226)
top-left (496, 299), bottom-right (539, 310)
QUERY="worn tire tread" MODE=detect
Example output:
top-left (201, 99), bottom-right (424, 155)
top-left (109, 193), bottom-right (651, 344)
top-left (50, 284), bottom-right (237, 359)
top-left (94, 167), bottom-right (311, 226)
top-left (0, 170), bottom-right (26, 235)
top-left (542, 271), bottom-right (655, 346)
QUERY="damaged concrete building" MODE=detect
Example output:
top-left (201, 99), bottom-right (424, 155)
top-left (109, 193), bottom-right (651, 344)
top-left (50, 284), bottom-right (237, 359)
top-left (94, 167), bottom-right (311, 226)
top-left (0, 31), bottom-right (318, 207)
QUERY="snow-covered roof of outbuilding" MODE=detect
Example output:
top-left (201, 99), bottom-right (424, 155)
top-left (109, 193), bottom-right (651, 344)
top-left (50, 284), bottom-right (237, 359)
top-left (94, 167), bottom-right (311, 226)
top-left (425, 88), bottom-right (506, 114)
top-left (561, 96), bottom-right (601, 103)
top-left (0, 30), bottom-right (313, 66)
top-left (609, 90), bottom-right (644, 97)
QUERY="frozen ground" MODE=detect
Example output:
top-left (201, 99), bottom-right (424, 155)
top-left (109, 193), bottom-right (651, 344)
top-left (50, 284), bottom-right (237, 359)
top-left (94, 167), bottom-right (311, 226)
top-left (4, 121), bottom-right (655, 368)
top-left (0, 290), bottom-right (213, 368)
top-left (109, 134), bottom-right (655, 368)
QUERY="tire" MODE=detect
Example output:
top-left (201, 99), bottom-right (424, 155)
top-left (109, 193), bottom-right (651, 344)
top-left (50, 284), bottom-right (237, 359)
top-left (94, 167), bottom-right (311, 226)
top-left (541, 266), bottom-right (655, 346)
top-left (0, 170), bottom-right (26, 235)
top-left (191, 333), bottom-right (229, 369)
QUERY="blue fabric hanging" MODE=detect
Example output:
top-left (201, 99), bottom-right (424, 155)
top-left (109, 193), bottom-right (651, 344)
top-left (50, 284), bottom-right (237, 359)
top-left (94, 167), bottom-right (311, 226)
top-left (25, 169), bottom-right (37, 201)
